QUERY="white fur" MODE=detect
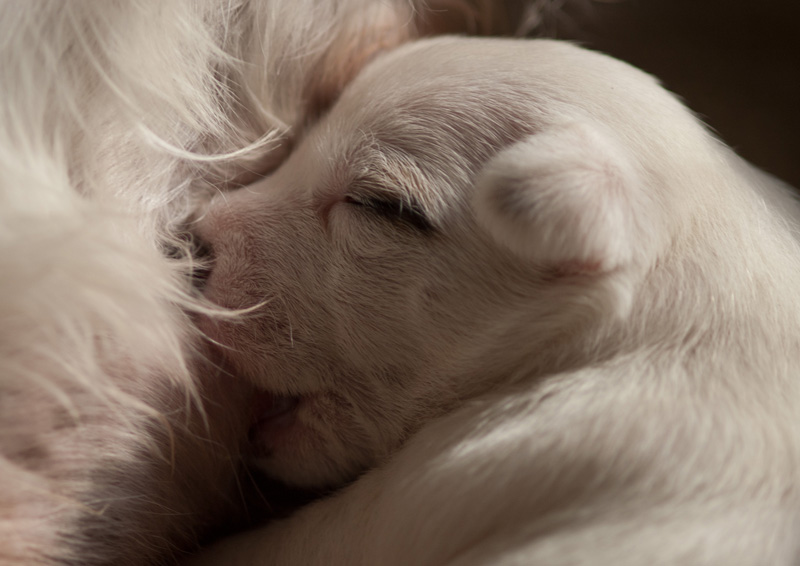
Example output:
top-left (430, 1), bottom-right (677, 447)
top-left (0, 2), bottom-right (542, 563)
top-left (191, 38), bottom-right (800, 565)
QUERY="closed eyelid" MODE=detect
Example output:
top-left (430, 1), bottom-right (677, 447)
top-left (345, 192), bottom-right (434, 233)
top-left (324, 144), bottom-right (446, 229)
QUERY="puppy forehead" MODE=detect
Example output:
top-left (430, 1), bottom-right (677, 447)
top-left (314, 40), bottom-right (547, 210)
top-left (333, 43), bottom-right (536, 148)
top-left (332, 36), bottom-right (666, 143)
top-left (334, 37), bottom-right (553, 121)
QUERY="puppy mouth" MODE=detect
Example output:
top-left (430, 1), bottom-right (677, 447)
top-left (249, 392), bottom-right (302, 446)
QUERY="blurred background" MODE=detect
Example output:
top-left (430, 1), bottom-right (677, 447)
top-left (551, 0), bottom-right (800, 188)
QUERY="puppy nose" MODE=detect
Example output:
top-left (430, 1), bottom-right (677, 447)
top-left (189, 200), bottom-right (246, 307)
top-left (189, 196), bottom-right (236, 294)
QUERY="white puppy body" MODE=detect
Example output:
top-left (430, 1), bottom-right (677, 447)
top-left (194, 38), bottom-right (800, 564)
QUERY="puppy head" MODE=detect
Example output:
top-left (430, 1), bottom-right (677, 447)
top-left (195, 38), bottom-right (692, 488)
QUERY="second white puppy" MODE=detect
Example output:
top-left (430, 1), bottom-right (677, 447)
top-left (195, 37), bottom-right (800, 564)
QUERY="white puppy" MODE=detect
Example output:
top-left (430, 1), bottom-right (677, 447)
top-left (0, 2), bottom-right (541, 563)
top-left (192, 37), bottom-right (800, 564)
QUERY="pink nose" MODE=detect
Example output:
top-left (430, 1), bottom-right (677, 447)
top-left (188, 191), bottom-right (257, 306)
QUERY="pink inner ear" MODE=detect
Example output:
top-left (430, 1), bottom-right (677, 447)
top-left (473, 122), bottom-right (643, 275)
top-left (303, 4), bottom-right (412, 119)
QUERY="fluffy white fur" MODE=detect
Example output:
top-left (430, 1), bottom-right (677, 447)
top-left (191, 38), bottom-right (800, 564)
top-left (0, 2), bottom-right (544, 564)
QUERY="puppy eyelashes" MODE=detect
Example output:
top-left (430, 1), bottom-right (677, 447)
top-left (344, 194), bottom-right (434, 233)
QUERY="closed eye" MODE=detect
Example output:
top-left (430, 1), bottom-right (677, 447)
top-left (344, 194), bottom-right (434, 232)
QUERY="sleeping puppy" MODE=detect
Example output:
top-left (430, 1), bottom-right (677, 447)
top-left (0, 2), bottom-right (542, 564)
top-left (192, 37), bottom-right (800, 564)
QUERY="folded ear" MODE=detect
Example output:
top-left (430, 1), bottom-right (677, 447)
top-left (474, 122), bottom-right (656, 275)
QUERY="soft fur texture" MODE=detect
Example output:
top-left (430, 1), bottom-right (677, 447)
top-left (191, 38), bottom-right (800, 564)
top-left (0, 2), bottom-right (544, 564)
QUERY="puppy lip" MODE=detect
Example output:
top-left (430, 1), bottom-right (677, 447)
top-left (250, 391), bottom-right (301, 436)
top-left (253, 393), bottom-right (300, 424)
top-left (248, 392), bottom-right (304, 458)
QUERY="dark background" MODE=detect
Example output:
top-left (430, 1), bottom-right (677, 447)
top-left (553, 0), bottom-right (800, 188)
